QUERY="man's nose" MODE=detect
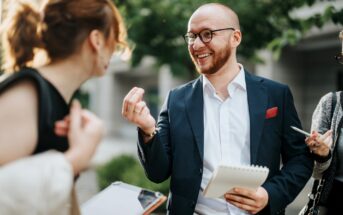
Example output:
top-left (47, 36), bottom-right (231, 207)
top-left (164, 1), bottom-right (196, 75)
top-left (192, 36), bottom-right (205, 50)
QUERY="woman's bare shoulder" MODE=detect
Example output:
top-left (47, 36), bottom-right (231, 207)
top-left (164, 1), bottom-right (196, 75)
top-left (0, 80), bottom-right (39, 164)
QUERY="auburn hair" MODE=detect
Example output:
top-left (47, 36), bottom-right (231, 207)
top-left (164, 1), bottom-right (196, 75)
top-left (1, 0), bottom-right (128, 72)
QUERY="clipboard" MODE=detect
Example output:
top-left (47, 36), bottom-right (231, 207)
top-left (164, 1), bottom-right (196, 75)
top-left (81, 181), bottom-right (167, 215)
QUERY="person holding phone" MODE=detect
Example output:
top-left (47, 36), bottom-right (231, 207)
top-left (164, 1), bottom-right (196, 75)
top-left (304, 91), bottom-right (343, 214)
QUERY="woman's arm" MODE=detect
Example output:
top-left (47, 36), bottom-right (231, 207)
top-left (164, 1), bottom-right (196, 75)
top-left (310, 93), bottom-right (335, 178)
top-left (0, 80), bottom-right (38, 164)
top-left (0, 100), bottom-right (104, 214)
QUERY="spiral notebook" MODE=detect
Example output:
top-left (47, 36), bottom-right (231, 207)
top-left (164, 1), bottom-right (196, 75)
top-left (203, 164), bottom-right (269, 198)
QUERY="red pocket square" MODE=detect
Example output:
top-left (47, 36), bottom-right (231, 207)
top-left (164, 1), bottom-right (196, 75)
top-left (265, 107), bottom-right (278, 119)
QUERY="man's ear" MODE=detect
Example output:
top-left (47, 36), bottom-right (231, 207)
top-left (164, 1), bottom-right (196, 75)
top-left (231, 30), bottom-right (242, 48)
top-left (88, 30), bottom-right (103, 52)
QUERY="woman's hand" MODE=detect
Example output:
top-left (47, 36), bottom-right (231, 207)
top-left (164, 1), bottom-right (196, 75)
top-left (54, 100), bottom-right (105, 175)
top-left (306, 130), bottom-right (333, 157)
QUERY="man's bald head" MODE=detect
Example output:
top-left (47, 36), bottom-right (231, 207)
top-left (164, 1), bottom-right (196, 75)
top-left (189, 3), bottom-right (240, 30)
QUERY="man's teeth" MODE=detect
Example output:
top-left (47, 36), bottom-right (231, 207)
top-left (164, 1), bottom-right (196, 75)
top-left (197, 53), bottom-right (210, 58)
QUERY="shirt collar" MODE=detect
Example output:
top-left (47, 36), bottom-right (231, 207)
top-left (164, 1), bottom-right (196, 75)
top-left (202, 75), bottom-right (216, 95)
top-left (202, 64), bottom-right (246, 97)
top-left (229, 64), bottom-right (246, 92)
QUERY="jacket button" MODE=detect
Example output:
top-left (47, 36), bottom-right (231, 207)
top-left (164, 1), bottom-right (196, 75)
top-left (199, 168), bottom-right (203, 175)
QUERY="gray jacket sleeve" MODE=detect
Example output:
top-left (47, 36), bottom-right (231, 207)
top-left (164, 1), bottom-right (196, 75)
top-left (311, 92), bottom-right (334, 179)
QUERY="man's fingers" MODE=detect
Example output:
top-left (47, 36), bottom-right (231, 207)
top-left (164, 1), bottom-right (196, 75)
top-left (127, 88), bottom-right (145, 111)
top-left (141, 106), bottom-right (150, 116)
top-left (231, 187), bottom-right (254, 198)
top-left (122, 87), bottom-right (138, 115)
top-left (226, 193), bottom-right (255, 205)
top-left (134, 101), bottom-right (147, 114)
top-left (126, 88), bottom-right (144, 112)
top-left (225, 194), bottom-right (258, 214)
top-left (225, 188), bottom-right (256, 204)
top-left (122, 87), bottom-right (145, 118)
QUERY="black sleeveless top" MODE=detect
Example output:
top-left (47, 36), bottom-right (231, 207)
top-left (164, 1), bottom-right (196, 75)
top-left (0, 67), bottom-right (69, 154)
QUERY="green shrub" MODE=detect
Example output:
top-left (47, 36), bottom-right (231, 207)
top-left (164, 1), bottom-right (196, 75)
top-left (96, 154), bottom-right (170, 212)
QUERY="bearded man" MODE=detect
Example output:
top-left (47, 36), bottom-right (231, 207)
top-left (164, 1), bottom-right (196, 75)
top-left (122, 3), bottom-right (313, 215)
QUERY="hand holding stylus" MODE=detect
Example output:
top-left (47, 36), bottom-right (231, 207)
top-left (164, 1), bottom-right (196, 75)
top-left (306, 130), bottom-right (332, 157)
top-left (291, 126), bottom-right (332, 157)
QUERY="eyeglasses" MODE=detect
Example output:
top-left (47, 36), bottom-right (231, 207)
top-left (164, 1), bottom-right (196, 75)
top-left (183, 27), bottom-right (235, 45)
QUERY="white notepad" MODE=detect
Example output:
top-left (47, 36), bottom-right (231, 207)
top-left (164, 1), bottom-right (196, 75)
top-left (203, 165), bottom-right (269, 198)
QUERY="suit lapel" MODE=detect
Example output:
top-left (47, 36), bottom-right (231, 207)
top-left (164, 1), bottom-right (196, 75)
top-left (185, 77), bottom-right (204, 160)
top-left (245, 72), bottom-right (268, 164)
top-left (184, 73), bottom-right (267, 163)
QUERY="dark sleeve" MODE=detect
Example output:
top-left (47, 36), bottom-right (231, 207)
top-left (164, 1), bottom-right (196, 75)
top-left (262, 86), bottom-right (313, 214)
top-left (137, 91), bottom-right (172, 183)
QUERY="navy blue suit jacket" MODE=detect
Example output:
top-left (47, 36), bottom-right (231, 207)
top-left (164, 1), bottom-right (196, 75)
top-left (138, 71), bottom-right (313, 215)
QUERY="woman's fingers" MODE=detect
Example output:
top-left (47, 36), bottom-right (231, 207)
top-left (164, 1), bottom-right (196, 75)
top-left (318, 130), bottom-right (333, 148)
top-left (54, 121), bottom-right (69, 136)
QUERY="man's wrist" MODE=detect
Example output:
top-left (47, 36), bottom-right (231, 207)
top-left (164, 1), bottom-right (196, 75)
top-left (138, 127), bottom-right (157, 138)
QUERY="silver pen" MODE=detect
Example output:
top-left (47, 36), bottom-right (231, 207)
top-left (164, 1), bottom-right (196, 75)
top-left (290, 126), bottom-right (311, 137)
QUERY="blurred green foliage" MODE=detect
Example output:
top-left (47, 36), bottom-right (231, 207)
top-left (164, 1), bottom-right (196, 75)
top-left (113, 0), bottom-right (343, 78)
top-left (96, 154), bottom-right (170, 212)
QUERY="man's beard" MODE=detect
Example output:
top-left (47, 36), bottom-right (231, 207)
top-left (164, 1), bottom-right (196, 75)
top-left (191, 45), bottom-right (231, 75)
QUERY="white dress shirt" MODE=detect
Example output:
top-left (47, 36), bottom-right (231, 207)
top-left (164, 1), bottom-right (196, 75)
top-left (195, 65), bottom-right (251, 215)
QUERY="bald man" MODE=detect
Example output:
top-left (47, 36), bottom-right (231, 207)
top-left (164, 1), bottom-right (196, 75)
top-left (122, 3), bottom-right (313, 215)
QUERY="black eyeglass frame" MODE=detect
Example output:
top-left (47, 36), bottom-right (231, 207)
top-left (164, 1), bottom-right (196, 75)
top-left (183, 27), bottom-right (235, 45)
